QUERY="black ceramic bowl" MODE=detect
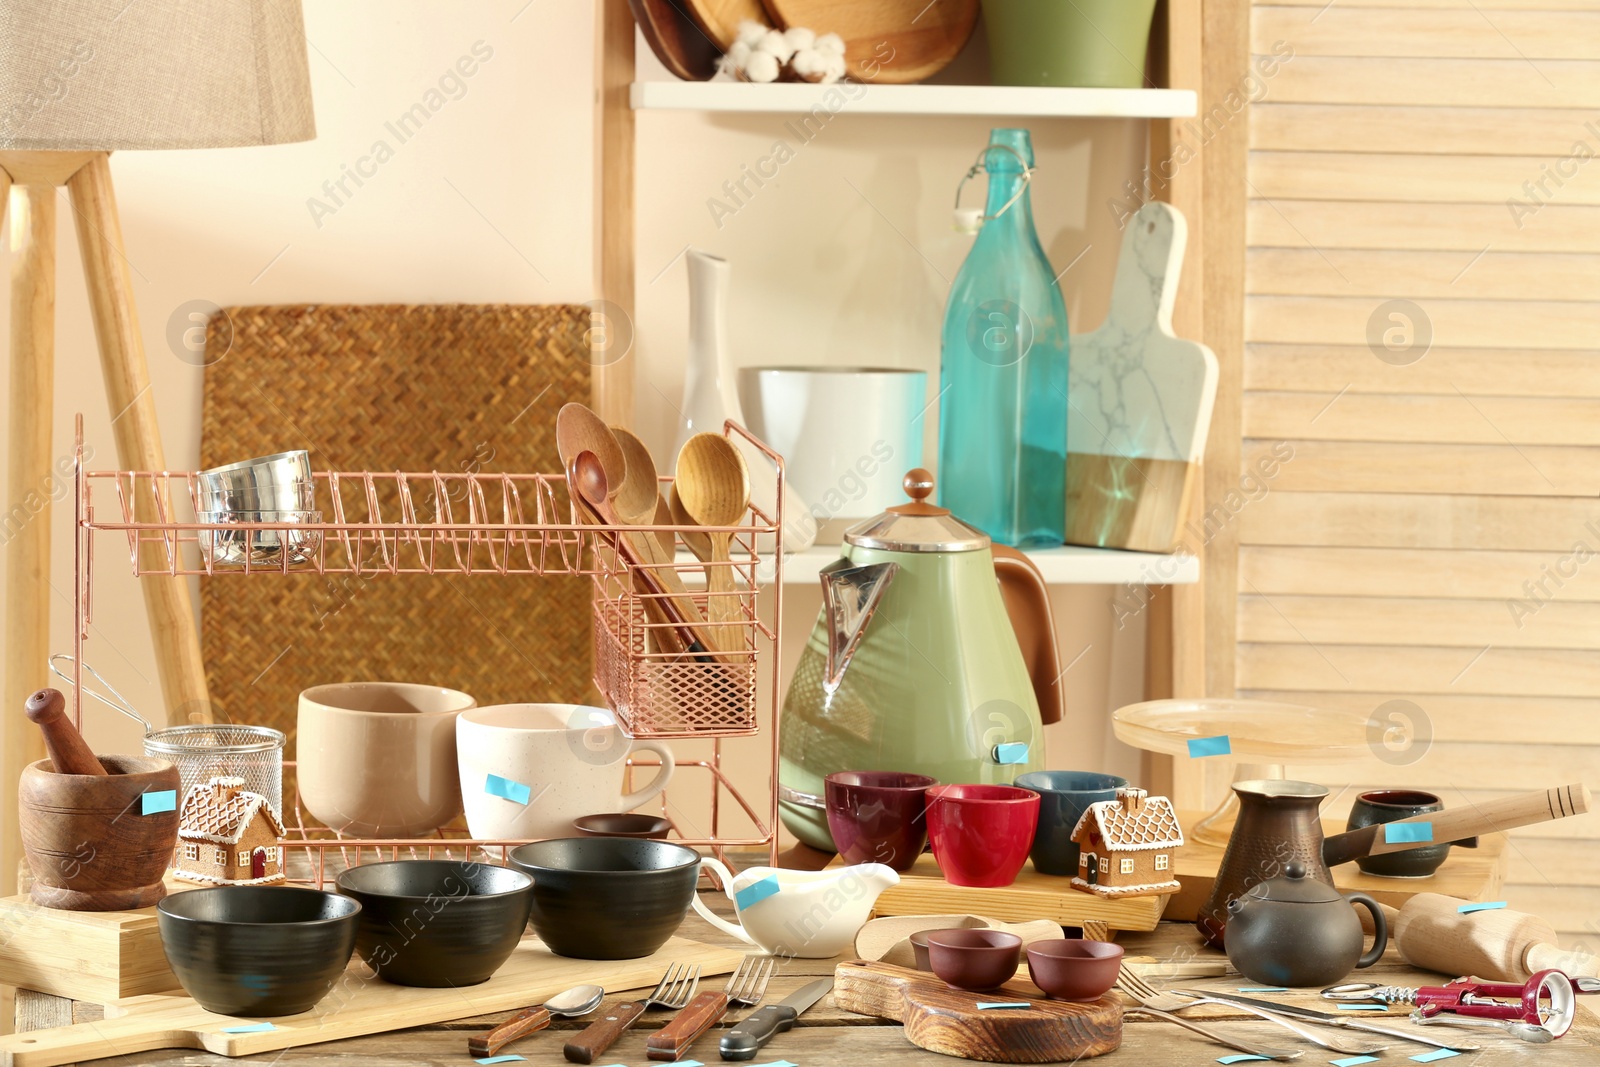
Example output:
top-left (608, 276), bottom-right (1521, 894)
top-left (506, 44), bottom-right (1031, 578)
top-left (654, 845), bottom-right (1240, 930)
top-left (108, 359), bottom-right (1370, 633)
top-left (509, 837), bottom-right (702, 960)
top-left (157, 886), bottom-right (360, 1016)
top-left (335, 860), bottom-right (533, 987)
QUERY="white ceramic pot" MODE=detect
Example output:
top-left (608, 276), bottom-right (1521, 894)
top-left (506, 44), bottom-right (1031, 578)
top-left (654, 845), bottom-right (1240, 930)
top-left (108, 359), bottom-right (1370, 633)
top-left (456, 703), bottom-right (675, 840)
top-left (739, 367), bottom-right (927, 530)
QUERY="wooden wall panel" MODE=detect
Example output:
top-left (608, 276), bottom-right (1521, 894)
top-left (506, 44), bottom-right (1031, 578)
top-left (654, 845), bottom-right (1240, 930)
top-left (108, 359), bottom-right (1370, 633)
top-left (1240, 0), bottom-right (1600, 935)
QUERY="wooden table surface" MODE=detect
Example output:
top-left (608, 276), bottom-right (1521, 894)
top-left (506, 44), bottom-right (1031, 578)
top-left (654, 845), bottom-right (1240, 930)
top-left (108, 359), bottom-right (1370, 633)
top-left (13, 891), bottom-right (1600, 1067)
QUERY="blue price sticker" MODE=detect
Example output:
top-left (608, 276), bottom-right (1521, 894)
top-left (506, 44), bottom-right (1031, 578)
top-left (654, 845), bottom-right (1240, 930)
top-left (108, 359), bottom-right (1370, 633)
top-left (1338, 1004), bottom-right (1389, 1011)
top-left (977, 1002), bottom-right (1031, 1009)
top-left (1384, 821), bottom-right (1434, 844)
top-left (1458, 900), bottom-right (1508, 914)
top-left (734, 875), bottom-right (781, 911)
top-left (473, 1057), bottom-right (526, 1065)
top-left (1409, 1050), bottom-right (1461, 1063)
top-left (1187, 735), bottom-right (1231, 758)
top-left (484, 774), bottom-right (531, 806)
top-left (141, 789), bottom-right (177, 815)
top-left (1237, 987), bottom-right (1287, 993)
top-left (1331, 1058), bottom-right (1380, 1067)
top-left (992, 742), bottom-right (1029, 765)
top-left (1216, 1056), bottom-right (1270, 1064)
top-left (220, 1022), bottom-right (276, 1034)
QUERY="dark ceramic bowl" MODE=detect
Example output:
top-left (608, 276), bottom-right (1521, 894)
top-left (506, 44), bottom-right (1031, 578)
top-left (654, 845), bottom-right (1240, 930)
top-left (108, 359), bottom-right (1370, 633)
top-left (1025, 939), bottom-right (1125, 1001)
top-left (573, 813), bottom-right (673, 839)
top-left (825, 771), bottom-right (939, 871)
top-left (908, 929), bottom-right (935, 971)
top-left (509, 837), bottom-right (701, 960)
top-left (335, 860), bottom-right (533, 987)
top-left (157, 886), bottom-right (360, 1016)
top-left (926, 928), bottom-right (1023, 991)
top-left (1347, 789), bottom-right (1453, 877)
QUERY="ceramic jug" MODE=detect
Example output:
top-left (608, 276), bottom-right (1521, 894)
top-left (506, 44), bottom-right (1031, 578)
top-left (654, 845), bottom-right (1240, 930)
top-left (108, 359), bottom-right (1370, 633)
top-left (778, 469), bottom-right (1063, 852)
top-left (1225, 862), bottom-right (1388, 987)
top-left (690, 861), bottom-right (899, 958)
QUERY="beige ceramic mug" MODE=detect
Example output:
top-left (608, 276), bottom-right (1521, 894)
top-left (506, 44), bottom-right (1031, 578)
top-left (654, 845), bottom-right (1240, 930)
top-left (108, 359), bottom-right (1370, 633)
top-left (297, 682), bottom-right (476, 837)
top-left (457, 703), bottom-right (675, 841)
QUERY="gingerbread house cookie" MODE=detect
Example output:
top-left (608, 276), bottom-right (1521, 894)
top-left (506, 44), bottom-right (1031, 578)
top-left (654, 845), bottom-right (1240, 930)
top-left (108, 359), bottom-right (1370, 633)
top-left (173, 776), bottom-right (287, 886)
top-left (1069, 786), bottom-right (1183, 898)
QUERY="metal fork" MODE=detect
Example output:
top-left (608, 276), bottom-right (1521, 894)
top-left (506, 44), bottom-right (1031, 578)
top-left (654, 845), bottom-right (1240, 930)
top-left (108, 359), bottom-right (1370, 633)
top-left (1116, 970), bottom-right (1386, 1056)
top-left (647, 955), bottom-right (776, 1062)
top-left (564, 963), bottom-right (701, 1065)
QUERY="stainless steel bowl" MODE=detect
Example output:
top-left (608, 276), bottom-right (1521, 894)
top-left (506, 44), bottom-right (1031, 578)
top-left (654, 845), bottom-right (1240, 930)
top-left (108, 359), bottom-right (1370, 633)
top-left (197, 450), bottom-right (313, 496)
top-left (198, 510), bottom-right (323, 568)
top-left (197, 481), bottom-right (317, 515)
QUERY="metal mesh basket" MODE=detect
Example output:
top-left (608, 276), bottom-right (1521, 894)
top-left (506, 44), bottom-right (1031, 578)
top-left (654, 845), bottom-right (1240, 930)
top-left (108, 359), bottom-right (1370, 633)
top-left (143, 725), bottom-right (284, 816)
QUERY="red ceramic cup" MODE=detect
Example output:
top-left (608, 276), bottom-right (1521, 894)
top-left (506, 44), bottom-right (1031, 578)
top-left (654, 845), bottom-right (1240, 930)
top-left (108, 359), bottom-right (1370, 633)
top-left (925, 784), bottom-right (1041, 888)
top-left (825, 771), bottom-right (939, 871)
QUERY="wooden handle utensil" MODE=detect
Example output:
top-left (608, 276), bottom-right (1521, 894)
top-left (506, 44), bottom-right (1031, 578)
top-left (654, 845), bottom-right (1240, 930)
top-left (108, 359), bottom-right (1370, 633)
top-left (25, 688), bottom-right (106, 776)
top-left (468, 1005), bottom-right (552, 1058)
top-left (1321, 784), bottom-right (1591, 867)
top-left (563, 1001), bottom-right (647, 1064)
top-left (645, 990), bottom-right (729, 1061)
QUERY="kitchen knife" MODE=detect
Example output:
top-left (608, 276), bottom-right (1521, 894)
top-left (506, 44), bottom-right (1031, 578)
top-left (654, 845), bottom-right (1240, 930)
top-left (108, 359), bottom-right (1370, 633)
top-left (1187, 991), bottom-right (1481, 1052)
top-left (719, 977), bottom-right (832, 1061)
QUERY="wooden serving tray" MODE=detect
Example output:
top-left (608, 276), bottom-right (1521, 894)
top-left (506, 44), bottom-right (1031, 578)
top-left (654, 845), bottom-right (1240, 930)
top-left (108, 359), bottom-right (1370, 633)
top-left (834, 960), bottom-right (1121, 1063)
top-left (0, 935), bottom-right (742, 1067)
top-left (844, 854), bottom-right (1171, 932)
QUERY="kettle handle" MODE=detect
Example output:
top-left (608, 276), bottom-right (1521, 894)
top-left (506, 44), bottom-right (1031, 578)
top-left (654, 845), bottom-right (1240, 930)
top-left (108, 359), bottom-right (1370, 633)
top-left (1347, 891), bottom-right (1389, 969)
top-left (991, 545), bottom-right (1063, 726)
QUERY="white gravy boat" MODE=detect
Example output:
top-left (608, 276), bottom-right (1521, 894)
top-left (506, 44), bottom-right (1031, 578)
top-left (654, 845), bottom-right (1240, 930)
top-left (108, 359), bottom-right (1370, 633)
top-left (691, 861), bottom-right (899, 958)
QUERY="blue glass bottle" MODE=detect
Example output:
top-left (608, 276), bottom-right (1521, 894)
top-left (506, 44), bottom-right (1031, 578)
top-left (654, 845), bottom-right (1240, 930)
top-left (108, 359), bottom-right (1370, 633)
top-left (937, 128), bottom-right (1068, 547)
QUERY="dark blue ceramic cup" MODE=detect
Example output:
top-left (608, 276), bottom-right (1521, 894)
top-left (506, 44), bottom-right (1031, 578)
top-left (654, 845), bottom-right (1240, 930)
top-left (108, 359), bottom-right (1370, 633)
top-left (1014, 770), bottom-right (1129, 876)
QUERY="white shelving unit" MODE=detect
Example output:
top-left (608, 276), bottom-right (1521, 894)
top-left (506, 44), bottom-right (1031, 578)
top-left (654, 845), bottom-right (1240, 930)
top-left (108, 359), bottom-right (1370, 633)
top-left (631, 81), bottom-right (1198, 119)
top-left (676, 545), bottom-right (1200, 587)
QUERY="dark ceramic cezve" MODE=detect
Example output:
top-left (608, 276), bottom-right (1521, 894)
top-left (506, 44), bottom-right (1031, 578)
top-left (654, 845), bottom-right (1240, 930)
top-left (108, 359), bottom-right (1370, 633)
top-left (572, 813), bottom-right (674, 839)
top-left (1013, 770), bottom-right (1128, 877)
top-left (335, 860), bottom-right (533, 987)
top-left (925, 928), bottom-right (1023, 991)
top-left (157, 886), bottom-right (360, 1016)
top-left (1346, 789), bottom-right (1454, 878)
top-left (509, 837), bottom-right (700, 960)
top-left (825, 771), bottom-right (939, 871)
top-left (1025, 939), bottom-right (1124, 1001)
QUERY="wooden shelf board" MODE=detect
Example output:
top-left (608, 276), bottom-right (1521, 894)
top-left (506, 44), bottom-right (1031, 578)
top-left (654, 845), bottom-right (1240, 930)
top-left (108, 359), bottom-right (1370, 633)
top-left (631, 81), bottom-right (1199, 119)
top-left (775, 543), bottom-right (1201, 586)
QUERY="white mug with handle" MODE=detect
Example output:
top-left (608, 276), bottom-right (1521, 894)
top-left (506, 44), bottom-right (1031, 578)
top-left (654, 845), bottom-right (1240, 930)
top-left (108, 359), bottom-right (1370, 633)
top-left (456, 703), bottom-right (675, 840)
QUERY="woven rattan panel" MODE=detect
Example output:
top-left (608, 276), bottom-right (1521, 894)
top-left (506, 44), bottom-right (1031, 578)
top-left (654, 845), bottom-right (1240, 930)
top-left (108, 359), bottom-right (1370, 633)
top-left (198, 304), bottom-right (594, 741)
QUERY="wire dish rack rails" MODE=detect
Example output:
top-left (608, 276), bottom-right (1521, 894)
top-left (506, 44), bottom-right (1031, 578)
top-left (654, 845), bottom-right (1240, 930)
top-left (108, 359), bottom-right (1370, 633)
top-left (66, 415), bottom-right (786, 878)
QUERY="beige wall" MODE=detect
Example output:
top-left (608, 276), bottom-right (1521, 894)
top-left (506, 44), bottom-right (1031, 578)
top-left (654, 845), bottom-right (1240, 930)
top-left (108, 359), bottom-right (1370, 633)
top-left (0, 2), bottom-right (1160, 843)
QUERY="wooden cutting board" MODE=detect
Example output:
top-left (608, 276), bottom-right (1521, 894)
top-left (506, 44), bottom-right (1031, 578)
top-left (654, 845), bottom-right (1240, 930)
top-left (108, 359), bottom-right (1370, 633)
top-left (760, 0), bottom-right (978, 83)
top-left (834, 960), bottom-right (1121, 1062)
top-left (0, 935), bottom-right (742, 1067)
top-left (1064, 202), bottom-right (1219, 553)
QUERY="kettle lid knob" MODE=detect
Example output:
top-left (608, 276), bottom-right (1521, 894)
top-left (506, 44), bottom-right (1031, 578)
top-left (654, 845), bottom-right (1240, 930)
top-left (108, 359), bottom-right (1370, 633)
top-left (1286, 861), bottom-right (1307, 880)
top-left (904, 468), bottom-right (935, 502)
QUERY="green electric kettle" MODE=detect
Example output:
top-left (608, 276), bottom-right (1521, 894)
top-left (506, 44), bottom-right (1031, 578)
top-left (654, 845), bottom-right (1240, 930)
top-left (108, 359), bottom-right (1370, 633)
top-left (778, 469), bottom-right (1064, 851)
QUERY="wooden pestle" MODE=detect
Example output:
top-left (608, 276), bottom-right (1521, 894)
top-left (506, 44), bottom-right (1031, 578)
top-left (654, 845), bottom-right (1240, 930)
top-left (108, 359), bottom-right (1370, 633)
top-left (25, 688), bottom-right (107, 775)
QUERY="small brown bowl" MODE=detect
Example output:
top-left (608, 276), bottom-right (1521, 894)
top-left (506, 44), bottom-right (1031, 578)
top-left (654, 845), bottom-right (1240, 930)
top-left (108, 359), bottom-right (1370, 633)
top-left (908, 929), bottom-right (935, 971)
top-left (1025, 939), bottom-right (1125, 1001)
top-left (572, 813), bottom-right (672, 839)
top-left (926, 928), bottom-right (1022, 991)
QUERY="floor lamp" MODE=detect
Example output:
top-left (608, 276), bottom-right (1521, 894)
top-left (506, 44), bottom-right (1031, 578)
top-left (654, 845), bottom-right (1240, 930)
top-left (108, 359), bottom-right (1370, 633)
top-left (1, 0), bottom-right (315, 888)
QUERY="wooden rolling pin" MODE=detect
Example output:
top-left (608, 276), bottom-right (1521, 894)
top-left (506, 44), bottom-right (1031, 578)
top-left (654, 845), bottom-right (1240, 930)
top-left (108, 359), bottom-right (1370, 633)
top-left (1392, 893), bottom-right (1598, 981)
top-left (1322, 784), bottom-right (1591, 867)
top-left (25, 688), bottom-right (106, 775)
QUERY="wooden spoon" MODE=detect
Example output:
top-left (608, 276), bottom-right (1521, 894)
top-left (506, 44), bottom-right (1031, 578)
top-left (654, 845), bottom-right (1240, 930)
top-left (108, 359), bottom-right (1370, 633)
top-left (556, 403), bottom-right (627, 506)
top-left (570, 450), bottom-right (726, 661)
top-left (611, 427), bottom-right (679, 561)
top-left (673, 433), bottom-right (750, 637)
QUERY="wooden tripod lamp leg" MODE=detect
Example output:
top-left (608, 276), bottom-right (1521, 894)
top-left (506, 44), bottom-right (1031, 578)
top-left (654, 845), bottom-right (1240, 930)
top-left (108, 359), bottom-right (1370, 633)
top-left (65, 154), bottom-right (211, 725)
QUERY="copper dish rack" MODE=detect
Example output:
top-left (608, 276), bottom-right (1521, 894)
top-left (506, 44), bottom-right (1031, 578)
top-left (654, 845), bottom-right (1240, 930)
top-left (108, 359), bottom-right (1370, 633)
top-left (66, 416), bottom-right (785, 879)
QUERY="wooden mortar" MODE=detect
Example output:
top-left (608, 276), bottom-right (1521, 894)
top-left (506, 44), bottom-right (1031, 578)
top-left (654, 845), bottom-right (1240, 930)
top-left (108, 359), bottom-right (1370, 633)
top-left (19, 754), bottom-right (180, 910)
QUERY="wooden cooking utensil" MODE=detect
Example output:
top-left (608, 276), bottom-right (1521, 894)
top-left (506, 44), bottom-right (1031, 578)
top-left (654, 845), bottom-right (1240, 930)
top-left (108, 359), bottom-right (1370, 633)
top-left (1394, 892), bottom-right (1600, 981)
top-left (1322, 783), bottom-right (1592, 867)
top-left (556, 403), bottom-right (627, 500)
top-left (683, 0), bottom-right (770, 50)
top-left (569, 451), bottom-right (730, 662)
top-left (673, 433), bottom-right (750, 635)
top-left (596, 427), bottom-right (689, 656)
top-left (629, 0), bottom-right (721, 81)
top-left (833, 959), bottom-right (1121, 1063)
top-left (759, 0), bottom-right (979, 84)
top-left (25, 688), bottom-right (106, 776)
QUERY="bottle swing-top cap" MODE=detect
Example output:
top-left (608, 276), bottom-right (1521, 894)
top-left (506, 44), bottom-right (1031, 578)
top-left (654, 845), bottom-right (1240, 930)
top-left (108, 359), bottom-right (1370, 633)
top-left (952, 142), bottom-right (1035, 234)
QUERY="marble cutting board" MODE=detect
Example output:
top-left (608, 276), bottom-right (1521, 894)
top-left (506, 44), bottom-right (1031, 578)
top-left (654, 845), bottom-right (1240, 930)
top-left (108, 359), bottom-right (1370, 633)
top-left (1065, 201), bottom-right (1218, 553)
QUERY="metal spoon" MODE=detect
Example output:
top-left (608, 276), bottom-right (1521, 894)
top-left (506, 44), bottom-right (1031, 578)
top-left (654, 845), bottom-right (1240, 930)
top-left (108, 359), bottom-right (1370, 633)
top-left (469, 983), bottom-right (605, 1057)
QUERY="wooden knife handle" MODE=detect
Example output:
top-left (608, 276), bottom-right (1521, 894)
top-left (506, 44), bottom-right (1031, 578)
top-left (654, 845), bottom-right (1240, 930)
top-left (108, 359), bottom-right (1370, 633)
top-left (646, 990), bottom-right (729, 1061)
top-left (468, 1005), bottom-right (552, 1058)
top-left (25, 688), bottom-right (106, 776)
top-left (564, 1001), bottom-right (646, 1064)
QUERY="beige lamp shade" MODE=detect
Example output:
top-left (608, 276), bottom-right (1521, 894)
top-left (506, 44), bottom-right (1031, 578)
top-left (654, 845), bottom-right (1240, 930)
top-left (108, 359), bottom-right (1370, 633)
top-left (0, 0), bottom-right (315, 150)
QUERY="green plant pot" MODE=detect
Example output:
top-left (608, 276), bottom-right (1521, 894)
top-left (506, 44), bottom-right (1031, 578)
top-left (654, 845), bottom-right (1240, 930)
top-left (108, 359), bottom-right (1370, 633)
top-left (981, 0), bottom-right (1160, 88)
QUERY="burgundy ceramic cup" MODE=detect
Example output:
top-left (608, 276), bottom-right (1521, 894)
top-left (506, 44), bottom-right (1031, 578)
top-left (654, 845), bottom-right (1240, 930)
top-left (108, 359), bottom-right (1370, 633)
top-left (1025, 939), bottom-right (1125, 1001)
top-left (925, 784), bottom-right (1041, 888)
top-left (926, 928), bottom-right (1023, 991)
top-left (825, 771), bottom-right (939, 871)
